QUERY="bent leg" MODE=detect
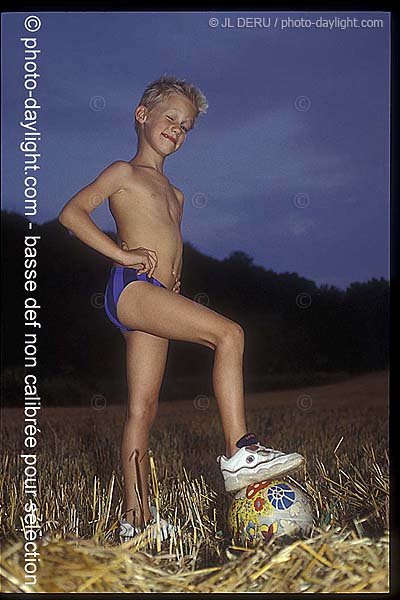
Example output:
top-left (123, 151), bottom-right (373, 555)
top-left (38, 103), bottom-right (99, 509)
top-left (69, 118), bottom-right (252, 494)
top-left (117, 282), bottom-right (248, 462)
top-left (120, 329), bottom-right (169, 528)
top-left (116, 280), bottom-right (235, 349)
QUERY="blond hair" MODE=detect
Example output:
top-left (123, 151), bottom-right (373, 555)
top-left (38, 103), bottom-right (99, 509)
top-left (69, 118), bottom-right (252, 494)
top-left (134, 75), bottom-right (208, 135)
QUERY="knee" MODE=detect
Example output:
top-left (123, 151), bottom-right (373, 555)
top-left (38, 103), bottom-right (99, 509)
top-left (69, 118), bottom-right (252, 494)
top-left (219, 321), bottom-right (245, 350)
top-left (126, 398), bottom-right (159, 423)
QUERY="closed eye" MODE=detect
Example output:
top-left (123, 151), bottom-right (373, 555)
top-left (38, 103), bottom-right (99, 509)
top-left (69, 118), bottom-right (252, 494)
top-left (167, 115), bottom-right (189, 133)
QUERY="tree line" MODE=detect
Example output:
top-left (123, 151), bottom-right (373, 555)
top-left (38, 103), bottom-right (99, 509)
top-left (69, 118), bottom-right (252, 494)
top-left (2, 210), bottom-right (388, 406)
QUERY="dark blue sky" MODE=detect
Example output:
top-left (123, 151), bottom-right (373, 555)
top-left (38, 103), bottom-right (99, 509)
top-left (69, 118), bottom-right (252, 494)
top-left (2, 11), bottom-right (390, 290)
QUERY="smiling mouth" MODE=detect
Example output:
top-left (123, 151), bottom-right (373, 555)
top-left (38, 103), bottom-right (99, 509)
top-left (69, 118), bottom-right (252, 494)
top-left (162, 133), bottom-right (177, 144)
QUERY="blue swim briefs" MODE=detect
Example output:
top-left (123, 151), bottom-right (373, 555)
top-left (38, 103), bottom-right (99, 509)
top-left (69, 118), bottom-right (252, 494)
top-left (104, 266), bottom-right (167, 331)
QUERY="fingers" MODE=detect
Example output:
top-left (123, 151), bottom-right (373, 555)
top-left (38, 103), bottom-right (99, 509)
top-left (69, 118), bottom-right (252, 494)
top-left (145, 253), bottom-right (157, 278)
top-left (171, 269), bottom-right (181, 293)
top-left (130, 246), bottom-right (157, 277)
top-left (172, 280), bottom-right (181, 293)
top-left (140, 248), bottom-right (157, 269)
top-left (122, 244), bottom-right (178, 282)
top-left (148, 249), bottom-right (158, 262)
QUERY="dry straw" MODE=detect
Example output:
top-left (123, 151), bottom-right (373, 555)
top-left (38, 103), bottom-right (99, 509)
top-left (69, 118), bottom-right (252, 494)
top-left (0, 446), bottom-right (389, 594)
top-left (0, 526), bottom-right (388, 593)
top-left (1, 373), bottom-right (389, 593)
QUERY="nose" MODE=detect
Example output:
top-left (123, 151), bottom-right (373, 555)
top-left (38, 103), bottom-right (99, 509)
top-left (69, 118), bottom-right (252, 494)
top-left (171, 122), bottom-right (181, 136)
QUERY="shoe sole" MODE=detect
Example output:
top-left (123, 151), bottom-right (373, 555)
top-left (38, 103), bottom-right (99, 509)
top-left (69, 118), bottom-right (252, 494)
top-left (223, 453), bottom-right (305, 493)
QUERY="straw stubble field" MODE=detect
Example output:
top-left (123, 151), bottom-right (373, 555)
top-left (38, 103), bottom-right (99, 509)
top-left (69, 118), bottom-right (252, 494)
top-left (1, 370), bottom-right (389, 593)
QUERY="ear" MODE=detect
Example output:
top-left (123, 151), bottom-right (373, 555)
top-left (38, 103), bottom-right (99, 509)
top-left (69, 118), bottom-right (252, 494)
top-left (135, 104), bottom-right (149, 126)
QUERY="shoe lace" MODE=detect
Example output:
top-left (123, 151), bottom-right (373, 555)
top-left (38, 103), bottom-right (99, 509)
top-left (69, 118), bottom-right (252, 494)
top-left (253, 442), bottom-right (279, 455)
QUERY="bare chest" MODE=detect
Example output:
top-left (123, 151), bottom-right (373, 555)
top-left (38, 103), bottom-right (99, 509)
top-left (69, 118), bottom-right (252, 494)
top-left (109, 178), bottom-right (181, 226)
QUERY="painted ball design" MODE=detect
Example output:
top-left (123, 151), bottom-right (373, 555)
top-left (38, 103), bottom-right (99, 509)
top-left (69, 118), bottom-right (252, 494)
top-left (228, 479), bottom-right (313, 546)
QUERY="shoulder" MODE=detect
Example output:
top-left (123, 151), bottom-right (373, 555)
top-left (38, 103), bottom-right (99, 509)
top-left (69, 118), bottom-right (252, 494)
top-left (103, 160), bottom-right (133, 172)
top-left (107, 160), bottom-right (135, 176)
top-left (95, 161), bottom-right (138, 193)
top-left (97, 160), bottom-right (134, 183)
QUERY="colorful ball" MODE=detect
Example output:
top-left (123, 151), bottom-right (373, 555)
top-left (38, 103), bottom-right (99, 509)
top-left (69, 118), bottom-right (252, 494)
top-left (228, 478), bottom-right (313, 546)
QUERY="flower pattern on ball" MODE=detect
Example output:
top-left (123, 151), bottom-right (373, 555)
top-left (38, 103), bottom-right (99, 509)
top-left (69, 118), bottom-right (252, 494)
top-left (254, 496), bottom-right (265, 512)
top-left (260, 522), bottom-right (276, 542)
top-left (246, 520), bottom-right (256, 541)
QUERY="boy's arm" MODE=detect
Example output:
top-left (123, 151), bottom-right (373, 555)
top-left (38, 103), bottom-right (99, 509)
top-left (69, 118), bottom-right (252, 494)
top-left (58, 161), bottom-right (132, 264)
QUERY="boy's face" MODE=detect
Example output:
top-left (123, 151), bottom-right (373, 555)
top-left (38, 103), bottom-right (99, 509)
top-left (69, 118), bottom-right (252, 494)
top-left (136, 94), bottom-right (197, 156)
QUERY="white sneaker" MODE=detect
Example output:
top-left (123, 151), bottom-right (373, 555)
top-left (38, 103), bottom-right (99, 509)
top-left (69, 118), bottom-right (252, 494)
top-left (217, 433), bottom-right (305, 492)
top-left (119, 505), bottom-right (174, 543)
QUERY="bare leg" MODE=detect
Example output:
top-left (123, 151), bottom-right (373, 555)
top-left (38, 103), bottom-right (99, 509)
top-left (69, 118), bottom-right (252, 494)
top-left (213, 334), bottom-right (247, 457)
top-left (116, 281), bottom-right (249, 506)
top-left (120, 329), bottom-right (169, 528)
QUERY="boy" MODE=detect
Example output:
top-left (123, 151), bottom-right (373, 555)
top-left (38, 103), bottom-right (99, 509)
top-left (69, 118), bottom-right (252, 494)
top-left (58, 75), bottom-right (305, 543)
